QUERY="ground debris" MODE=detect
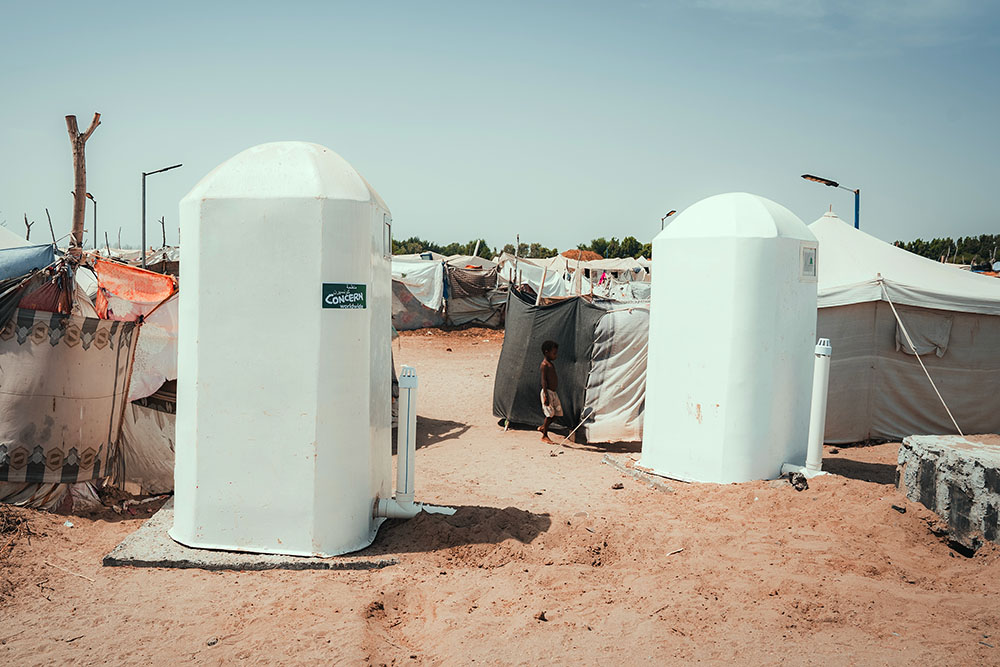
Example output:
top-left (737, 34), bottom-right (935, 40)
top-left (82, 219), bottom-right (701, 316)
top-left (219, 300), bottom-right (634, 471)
top-left (0, 505), bottom-right (33, 560)
top-left (788, 472), bottom-right (809, 492)
top-left (535, 610), bottom-right (548, 622)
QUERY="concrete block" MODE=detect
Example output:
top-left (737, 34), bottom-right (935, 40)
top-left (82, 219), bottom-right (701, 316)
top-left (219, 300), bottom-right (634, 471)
top-left (104, 499), bottom-right (398, 571)
top-left (897, 435), bottom-right (1000, 549)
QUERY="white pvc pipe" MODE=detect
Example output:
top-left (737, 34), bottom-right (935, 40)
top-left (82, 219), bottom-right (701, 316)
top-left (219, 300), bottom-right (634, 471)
top-left (805, 338), bottom-right (832, 472)
top-left (396, 365), bottom-right (417, 504)
top-left (376, 497), bottom-right (455, 519)
top-left (781, 338), bottom-right (832, 479)
top-left (375, 365), bottom-right (455, 519)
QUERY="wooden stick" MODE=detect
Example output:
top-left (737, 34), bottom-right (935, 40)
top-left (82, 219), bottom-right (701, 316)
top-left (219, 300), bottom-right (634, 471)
top-left (44, 560), bottom-right (95, 582)
top-left (23, 213), bottom-right (33, 241)
top-left (45, 208), bottom-right (56, 243)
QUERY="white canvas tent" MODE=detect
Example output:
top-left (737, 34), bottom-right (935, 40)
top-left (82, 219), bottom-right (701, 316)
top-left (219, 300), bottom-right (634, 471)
top-left (811, 211), bottom-right (1000, 442)
top-left (0, 226), bottom-right (31, 250)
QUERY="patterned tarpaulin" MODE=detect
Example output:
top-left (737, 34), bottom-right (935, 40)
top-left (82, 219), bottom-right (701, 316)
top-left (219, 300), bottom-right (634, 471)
top-left (0, 309), bottom-right (138, 484)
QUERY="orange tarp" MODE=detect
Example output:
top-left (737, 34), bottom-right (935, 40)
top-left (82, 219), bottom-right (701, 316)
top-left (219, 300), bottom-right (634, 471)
top-left (93, 258), bottom-right (177, 321)
top-left (562, 249), bottom-right (603, 261)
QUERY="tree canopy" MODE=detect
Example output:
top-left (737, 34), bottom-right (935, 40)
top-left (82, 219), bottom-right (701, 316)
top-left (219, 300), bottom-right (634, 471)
top-left (391, 237), bottom-right (494, 259)
top-left (576, 236), bottom-right (651, 259)
top-left (895, 234), bottom-right (1000, 270)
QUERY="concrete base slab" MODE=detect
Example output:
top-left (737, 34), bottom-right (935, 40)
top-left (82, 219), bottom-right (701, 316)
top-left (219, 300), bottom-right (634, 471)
top-left (897, 435), bottom-right (1000, 550)
top-left (103, 499), bottom-right (398, 571)
top-left (602, 454), bottom-right (676, 493)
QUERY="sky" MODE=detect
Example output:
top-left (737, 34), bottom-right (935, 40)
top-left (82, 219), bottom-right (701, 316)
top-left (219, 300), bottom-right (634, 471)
top-left (0, 1), bottom-right (997, 252)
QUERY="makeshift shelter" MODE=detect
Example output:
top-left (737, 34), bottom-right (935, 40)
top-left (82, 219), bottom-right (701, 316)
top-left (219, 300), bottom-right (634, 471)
top-left (493, 290), bottom-right (647, 443)
top-left (811, 211), bottom-right (1000, 442)
top-left (0, 256), bottom-right (178, 507)
top-left (391, 257), bottom-right (446, 330)
top-left (391, 255), bottom-right (506, 329)
top-left (445, 261), bottom-right (504, 327)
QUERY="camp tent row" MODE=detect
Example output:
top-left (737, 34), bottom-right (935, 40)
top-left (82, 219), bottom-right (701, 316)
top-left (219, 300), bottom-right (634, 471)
top-left (494, 253), bottom-right (650, 303)
top-left (492, 211), bottom-right (1000, 444)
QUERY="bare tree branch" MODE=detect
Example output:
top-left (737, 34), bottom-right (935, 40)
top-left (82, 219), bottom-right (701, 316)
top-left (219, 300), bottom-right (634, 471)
top-left (23, 213), bottom-right (33, 241)
top-left (81, 113), bottom-right (101, 142)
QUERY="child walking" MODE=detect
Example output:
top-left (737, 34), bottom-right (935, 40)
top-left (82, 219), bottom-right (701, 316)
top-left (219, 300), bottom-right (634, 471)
top-left (538, 340), bottom-right (562, 443)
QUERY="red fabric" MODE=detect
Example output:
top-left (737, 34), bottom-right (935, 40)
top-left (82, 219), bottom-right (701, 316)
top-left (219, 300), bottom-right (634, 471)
top-left (18, 273), bottom-right (72, 314)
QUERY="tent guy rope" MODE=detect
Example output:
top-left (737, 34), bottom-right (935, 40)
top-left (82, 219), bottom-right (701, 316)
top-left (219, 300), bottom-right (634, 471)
top-left (879, 276), bottom-right (964, 436)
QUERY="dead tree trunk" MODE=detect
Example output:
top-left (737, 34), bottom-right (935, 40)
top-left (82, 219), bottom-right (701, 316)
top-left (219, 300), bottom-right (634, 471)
top-left (159, 216), bottom-right (166, 248)
top-left (23, 214), bottom-right (33, 241)
top-left (65, 113), bottom-right (101, 257)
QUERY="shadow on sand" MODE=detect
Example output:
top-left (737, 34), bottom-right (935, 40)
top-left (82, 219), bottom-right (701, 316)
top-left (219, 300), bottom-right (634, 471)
top-left (494, 419), bottom-right (639, 454)
top-left (392, 415), bottom-right (471, 453)
top-left (823, 458), bottom-right (897, 485)
top-left (560, 440), bottom-right (641, 455)
top-left (359, 504), bottom-right (552, 556)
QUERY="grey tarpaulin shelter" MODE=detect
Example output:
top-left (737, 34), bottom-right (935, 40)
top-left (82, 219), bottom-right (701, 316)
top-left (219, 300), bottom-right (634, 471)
top-left (811, 211), bottom-right (1000, 442)
top-left (492, 290), bottom-right (647, 443)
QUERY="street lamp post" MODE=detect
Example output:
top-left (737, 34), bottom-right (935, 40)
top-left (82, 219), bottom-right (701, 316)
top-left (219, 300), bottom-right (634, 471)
top-left (142, 163), bottom-right (182, 268)
top-left (86, 192), bottom-right (97, 250)
top-left (660, 210), bottom-right (677, 231)
top-left (801, 174), bottom-right (860, 229)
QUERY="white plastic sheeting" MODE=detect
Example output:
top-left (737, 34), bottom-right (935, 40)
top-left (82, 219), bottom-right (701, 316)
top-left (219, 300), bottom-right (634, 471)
top-left (582, 306), bottom-right (648, 443)
top-left (392, 258), bottom-right (444, 311)
top-left (128, 294), bottom-right (179, 401)
top-left (496, 254), bottom-right (574, 299)
top-left (811, 211), bottom-right (1000, 315)
top-left (641, 193), bottom-right (817, 483)
top-left (117, 403), bottom-right (175, 494)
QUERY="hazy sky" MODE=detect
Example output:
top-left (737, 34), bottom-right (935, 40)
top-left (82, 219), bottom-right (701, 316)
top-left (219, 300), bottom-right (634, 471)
top-left (1, 1), bottom-right (997, 252)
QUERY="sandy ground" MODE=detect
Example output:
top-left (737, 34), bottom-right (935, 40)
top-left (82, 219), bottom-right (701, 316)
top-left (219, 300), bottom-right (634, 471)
top-left (2, 329), bottom-right (999, 665)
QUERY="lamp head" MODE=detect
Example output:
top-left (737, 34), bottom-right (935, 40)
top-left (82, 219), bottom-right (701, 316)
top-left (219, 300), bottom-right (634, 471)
top-left (801, 174), bottom-right (839, 188)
